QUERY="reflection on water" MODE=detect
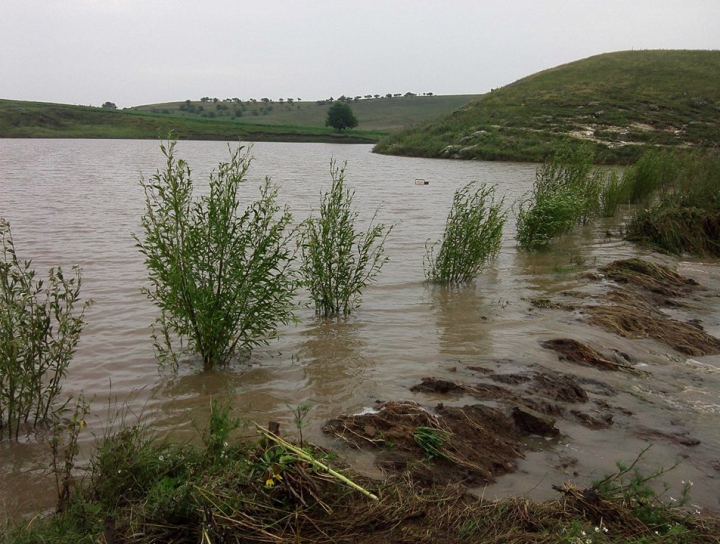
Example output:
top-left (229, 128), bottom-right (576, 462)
top-left (430, 284), bottom-right (491, 358)
top-left (299, 320), bottom-right (372, 404)
top-left (2, 139), bottom-right (720, 516)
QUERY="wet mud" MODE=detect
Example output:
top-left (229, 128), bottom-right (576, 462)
top-left (323, 259), bottom-right (716, 492)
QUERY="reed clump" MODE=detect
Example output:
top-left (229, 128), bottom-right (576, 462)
top-left (515, 144), bottom-right (603, 250)
top-left (425, 181), bottom-right (506, 285)
top-left (627, 150), bottom-right (720, 256)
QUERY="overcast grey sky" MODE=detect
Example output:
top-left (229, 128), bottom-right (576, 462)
top-left (2, 0), bottom-right (719, 108)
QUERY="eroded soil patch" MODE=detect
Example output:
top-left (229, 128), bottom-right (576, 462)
top-left (323, 367), bottom-right (617, 487)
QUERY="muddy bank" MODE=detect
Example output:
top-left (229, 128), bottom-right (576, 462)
top-left (322, 259), bottom-right (718, 498)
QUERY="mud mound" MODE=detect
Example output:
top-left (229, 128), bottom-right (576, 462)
top-left (567, 258), bottom-right (720, 356)
top-left (541, 338), bottom-right (635, 372)
top-left (323, 401), bottom-right (526, 486)
top-left (411, 377), bottom-right (521, 403)
top-left (585, 302), bottom-right (720, 356)
top-left (600, 258), bottom-right (700, 298)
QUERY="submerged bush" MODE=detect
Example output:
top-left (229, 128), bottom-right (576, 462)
top-left (425, 181), bottom-right (506, 285)
top-left (515, 144), bottom-right (602, 250)
top-left (135, 140), bottom-right (297, 372)
top-left (300, 161), bottom-right (393, 317)
top-left (0, 219), bottom-right (91, 440)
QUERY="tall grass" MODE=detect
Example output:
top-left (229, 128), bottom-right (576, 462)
top-left (425, 181), bottom-right (506, 285)
top-left (300, 161), bottom-right (393, 317)
top-left (0, 219), bottom-right (91, 440)
top-left (622, 149), bottom-right (681, 204)
top-left (515, 145), bottom-right (602, 250)
top-left (628, 150), bottom-right (720, 256)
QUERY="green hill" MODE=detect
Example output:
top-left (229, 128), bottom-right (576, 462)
top-left (373, 50), bottom-right (720, 164)
top-left (129, 94), bottom-right (479, 132)
top-left (0, 100), bottom-right (382, 143)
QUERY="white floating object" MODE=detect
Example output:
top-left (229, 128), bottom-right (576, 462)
top-left (415, 178), bottom-right (429, 185)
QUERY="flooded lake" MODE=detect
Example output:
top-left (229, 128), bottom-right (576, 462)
top-left (2, 139), bottom-right (720, 518)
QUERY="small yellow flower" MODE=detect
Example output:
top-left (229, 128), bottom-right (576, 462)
top-left (265, 478), bottom-right (275, 488)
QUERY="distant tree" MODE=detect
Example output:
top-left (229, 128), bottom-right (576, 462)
top-left (213, 97), bottom-right (219, 103)
top-left (101, 101), bottom-right (117, 109)
top-left (404, 92), bottom-right (416, 98)
top-left (201, 97), bottom-right (210, 102)
top-left (287, 98), bottom-right (294, 105)
top-left (374, 94), bottom-right (380, 99)
top-left (393, 93), bottom-right (401, 97)
top-left (261, 97), bottom-right (270, 104)
top-left (427, 92), bottom-right (434, 96)
top-left (297, 98), bottom-right (302, 102)
top-left (365, 95), bottom-right (373, 99)
top-left (325, 102), bottom-right (358, 132)
top-left (385, 93), bottom-right (392, 99)
top-left (184, 99), bottom-right (192, 105)
top-left (279, 98), bottom-right (284, 104)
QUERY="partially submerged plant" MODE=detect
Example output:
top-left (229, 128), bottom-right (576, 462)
top-left (627, 150), bottom-right (720, 256)
top-left (425, 181), bottom-right (506, 285)
top-left (515, 144), bottom-right (602, 250)
top-left (135, 139), bottom-right (298, 371)
top-left (300, 160), bottom-right (393, 317)
top-left (0, 219), bottom-right (91, 440)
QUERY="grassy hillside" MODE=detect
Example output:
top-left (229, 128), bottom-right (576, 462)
top-left (0, 99), bottom-right (383, 143)
top-left (129, 94), bottom-right (479, 132)
top-left (373, 50), bottom-right (720, 164)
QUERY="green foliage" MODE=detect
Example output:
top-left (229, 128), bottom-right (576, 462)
top-left (414, 426), bottom-right (451, 460)
top-left (203, 398), bottom-right (240, 460)
top-left (592, 446), bottom-right (694, 536)
top-left (325, 102), bottom-right (359, 132)
top-left (50, 395), bottom-right (91, 512)
top-left (599, 169), bottom-right (630, 217)
top-left (300, 161), bottom-right (393, 317)
top-left (135, 139), bottom-right (298, 371)
top-left (425, 181), bottom-right (506, 285)
top-left (515, 145), bottom-right (602, 250)
top-left (622, 149), bottom-right (681, 204)
top-left (0, 219), bottom-right (91, 440)
top-left (627, 150), bottom-right (720, 256)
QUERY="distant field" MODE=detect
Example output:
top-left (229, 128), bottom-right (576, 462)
top-left (0, 99), bottom-right (384, 143)
top-left (129, 94), bottom-right (480, 132)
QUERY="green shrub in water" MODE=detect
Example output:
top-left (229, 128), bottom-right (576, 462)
top-left (0, 219), bottom-right (91, 440)
top-left (516, 144), bottom-right (602, 250)
top-left (135, 139), bottom-right (297, 371)
top-left (425, 181), bottom-right (506, 285)
top-left (300, 161), bottom-right (393, 317)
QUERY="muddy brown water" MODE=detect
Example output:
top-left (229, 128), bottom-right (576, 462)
top-left (2, 140), bottom-right (720, 519)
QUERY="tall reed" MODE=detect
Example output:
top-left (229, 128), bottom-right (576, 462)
top-left (516, 144), bottom-right (601, 250)
top-left (425, 181), bottom-right (506, 285)
top-left (628, 150), bottom-right (720, 256)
